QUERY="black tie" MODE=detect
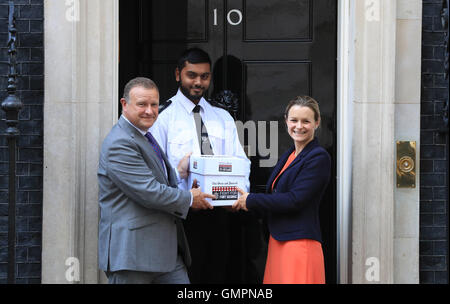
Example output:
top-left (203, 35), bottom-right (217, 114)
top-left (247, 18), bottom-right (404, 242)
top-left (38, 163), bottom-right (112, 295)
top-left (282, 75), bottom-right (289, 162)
top-left (193, 105), bottom-right (213, 155)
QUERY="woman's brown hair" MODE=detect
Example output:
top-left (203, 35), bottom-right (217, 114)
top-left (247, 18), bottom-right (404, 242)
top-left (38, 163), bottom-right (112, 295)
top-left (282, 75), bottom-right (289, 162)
top-left (284, 96), bottom-right (321, 124)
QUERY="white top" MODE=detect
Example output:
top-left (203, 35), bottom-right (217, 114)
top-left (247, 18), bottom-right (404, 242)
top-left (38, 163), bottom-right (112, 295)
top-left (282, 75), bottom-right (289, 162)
top-left (151, 89), bottom-right (251, 191)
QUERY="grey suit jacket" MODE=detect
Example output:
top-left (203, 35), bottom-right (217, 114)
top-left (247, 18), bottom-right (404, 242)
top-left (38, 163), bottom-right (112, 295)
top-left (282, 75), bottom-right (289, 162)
top-left (98, 116), bottom-right (192, 273)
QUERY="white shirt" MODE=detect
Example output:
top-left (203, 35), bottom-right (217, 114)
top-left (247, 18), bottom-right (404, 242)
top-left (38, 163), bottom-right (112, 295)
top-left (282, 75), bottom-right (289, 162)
top-left (151, 89), bottom-right (251, 191)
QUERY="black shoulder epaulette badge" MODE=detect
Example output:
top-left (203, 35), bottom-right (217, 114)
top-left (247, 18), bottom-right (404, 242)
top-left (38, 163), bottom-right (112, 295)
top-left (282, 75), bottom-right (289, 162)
top-left (158, 99), bottom-right (172, 114)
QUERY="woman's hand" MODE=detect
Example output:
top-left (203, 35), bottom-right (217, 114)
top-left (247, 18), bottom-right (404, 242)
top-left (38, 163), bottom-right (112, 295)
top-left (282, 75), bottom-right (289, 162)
top-left (232, 188), bottom-right (249, 212)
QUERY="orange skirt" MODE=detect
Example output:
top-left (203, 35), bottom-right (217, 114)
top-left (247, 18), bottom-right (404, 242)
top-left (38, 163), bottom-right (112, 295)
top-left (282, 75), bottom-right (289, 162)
top-left (263, 235), bottom-right (325, 284)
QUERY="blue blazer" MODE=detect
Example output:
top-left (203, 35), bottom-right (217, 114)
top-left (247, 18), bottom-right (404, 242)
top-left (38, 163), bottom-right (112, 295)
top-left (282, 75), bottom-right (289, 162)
top-left (246, 138), bottom-right (331, 242)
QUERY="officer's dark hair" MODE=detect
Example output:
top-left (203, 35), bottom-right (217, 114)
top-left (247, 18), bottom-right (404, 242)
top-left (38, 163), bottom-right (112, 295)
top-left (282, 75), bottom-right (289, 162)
top-left (177, 48), bottom-right (212, 72)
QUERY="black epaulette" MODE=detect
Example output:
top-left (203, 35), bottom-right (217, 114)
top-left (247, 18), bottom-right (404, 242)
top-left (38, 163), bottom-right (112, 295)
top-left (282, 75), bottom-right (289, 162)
top-left (158, 99), bottom-right (172, 114)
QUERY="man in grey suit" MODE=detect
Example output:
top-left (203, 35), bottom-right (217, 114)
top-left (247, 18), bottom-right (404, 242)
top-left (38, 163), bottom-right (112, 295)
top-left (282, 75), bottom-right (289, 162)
top-left (98, 77), bottom-right (215, 284)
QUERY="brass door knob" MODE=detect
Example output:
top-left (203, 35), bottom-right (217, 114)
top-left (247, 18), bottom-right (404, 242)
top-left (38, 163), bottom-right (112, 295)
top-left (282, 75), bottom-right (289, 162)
top-left (398, 156), bottom-right (414, 173)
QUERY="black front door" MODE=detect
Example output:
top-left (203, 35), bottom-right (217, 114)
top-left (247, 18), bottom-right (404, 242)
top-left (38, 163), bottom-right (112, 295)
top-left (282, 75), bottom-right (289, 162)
top-left (119, 0), bottom-right (337, 283)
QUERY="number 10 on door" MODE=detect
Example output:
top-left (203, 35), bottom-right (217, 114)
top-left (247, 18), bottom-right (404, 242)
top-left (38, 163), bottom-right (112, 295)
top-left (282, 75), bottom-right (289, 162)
top-left (213, 8), bottom-right (243, 26)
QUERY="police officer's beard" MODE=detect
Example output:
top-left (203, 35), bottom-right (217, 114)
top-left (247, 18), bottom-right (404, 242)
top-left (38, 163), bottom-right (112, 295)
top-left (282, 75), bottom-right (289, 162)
top-left (179, 82), bottom-right (206, 103)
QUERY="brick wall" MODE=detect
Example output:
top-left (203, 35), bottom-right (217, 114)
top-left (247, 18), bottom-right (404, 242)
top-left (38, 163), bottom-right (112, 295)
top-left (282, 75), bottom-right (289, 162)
top-left (421, 0), bottom-right (449, 284)
top-left (0, 0), bottom-right (43, 283)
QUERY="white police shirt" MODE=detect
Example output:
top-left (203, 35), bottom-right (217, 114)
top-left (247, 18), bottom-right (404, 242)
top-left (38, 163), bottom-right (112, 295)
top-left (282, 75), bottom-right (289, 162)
top-left (150, 89), bottom-right (251, 191)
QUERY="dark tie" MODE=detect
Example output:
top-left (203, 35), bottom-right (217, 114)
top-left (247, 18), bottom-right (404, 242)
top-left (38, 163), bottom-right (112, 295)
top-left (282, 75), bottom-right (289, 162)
top-left (193, 105), bottom-right (213, 155)
top-left (144, 132), bottom-right (166, 170)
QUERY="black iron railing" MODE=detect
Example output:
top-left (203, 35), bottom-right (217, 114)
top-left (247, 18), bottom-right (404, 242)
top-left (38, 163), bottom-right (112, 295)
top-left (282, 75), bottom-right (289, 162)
top-left (1, 1), bottom-right (22, 284)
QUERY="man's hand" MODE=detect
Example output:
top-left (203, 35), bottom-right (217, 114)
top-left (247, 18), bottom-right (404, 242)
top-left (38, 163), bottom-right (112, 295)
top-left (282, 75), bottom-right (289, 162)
top-left (191, 179), bottom-right (199, 189)
top-left (177, 152), bottom-right (192, 179)
top-left (190, 188), bottom-right (216, 210)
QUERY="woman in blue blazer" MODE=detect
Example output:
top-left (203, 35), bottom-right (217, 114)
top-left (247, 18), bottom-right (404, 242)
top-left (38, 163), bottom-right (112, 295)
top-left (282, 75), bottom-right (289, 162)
top-left (233, 96), bottom-right (331, 284)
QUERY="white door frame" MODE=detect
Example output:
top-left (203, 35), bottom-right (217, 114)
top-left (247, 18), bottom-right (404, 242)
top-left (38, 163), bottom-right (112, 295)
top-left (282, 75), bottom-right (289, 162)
top-left (336, 0), bottom-right (353, 284)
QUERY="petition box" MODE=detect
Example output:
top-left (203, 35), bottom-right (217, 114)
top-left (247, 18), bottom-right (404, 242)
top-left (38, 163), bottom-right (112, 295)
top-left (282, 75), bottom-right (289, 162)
top-left (188, 155), bottom-right (247, 206)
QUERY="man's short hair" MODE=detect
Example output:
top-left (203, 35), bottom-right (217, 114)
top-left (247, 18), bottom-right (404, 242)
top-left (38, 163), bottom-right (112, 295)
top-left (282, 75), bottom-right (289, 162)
top-left (177, 48), bottom-right (212, 72)
top-left (123, 77), bottom-right (158, 103)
